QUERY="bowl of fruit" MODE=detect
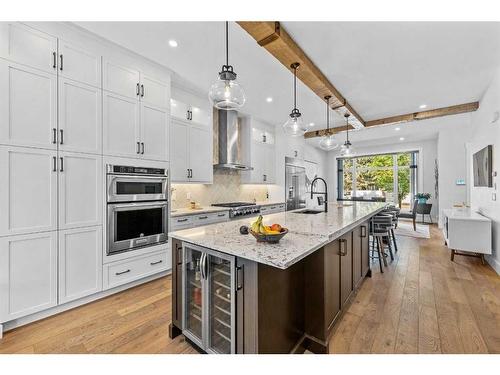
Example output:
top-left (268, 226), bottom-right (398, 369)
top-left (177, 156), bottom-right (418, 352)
top-left (249, 215), bottom-right (288, 243)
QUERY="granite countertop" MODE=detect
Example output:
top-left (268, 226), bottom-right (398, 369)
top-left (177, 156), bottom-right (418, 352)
top-left (170, 201), bottom-right (285, 218)
top-left (170, 201), bottom-right (385, 269)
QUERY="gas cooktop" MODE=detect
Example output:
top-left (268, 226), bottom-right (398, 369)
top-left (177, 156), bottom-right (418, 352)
top-left (211, 202), bottom-right (260, 218)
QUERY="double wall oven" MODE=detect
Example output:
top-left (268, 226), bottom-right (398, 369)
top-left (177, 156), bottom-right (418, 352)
top-left (107, 165), bottom-right (169, 255)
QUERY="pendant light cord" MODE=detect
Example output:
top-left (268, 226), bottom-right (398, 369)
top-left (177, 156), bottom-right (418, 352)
top-left (293, 65), bottom-right (297, 110)
top-left (326, 96), bottom-right (330, 131)
top-left (346, 115), bottom-right (350, 142)
top-left (225, 21), bottom-right (229, 67)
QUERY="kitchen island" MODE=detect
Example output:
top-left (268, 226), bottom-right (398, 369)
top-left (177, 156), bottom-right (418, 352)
top-left (169, 201), bottom-right (385, 354)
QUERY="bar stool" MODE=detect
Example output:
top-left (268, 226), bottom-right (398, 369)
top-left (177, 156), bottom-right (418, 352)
top-left (370, 214), bottom-right (395, 273)
top-left (381, 207), bottom-right (399, 253)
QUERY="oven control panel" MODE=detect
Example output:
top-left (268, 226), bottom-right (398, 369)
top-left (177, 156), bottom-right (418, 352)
top-left (108, 165), bottom-right (166, 176)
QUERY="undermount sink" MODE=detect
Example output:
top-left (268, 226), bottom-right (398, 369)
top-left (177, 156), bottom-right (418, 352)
top-left (293, 209), bottom-right (324, 215)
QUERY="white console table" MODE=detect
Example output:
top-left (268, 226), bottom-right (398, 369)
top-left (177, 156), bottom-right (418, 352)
top-left (442, 208), bottom-right (492, 264)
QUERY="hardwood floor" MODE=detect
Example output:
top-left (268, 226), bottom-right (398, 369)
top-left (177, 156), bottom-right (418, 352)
top-left (329, 224), bottom-right (500, 354)
top-left (0, 224), bottom-right (498, 354)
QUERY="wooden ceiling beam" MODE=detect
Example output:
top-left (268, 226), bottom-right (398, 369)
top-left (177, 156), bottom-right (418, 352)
top-left (304, 102), bottom-right (479, 139)
top-left (237, 21), bottom-right (365, 127)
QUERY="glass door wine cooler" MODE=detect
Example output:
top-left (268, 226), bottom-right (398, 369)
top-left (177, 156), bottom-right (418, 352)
top-left (182, 243), bottom-right (237, 353)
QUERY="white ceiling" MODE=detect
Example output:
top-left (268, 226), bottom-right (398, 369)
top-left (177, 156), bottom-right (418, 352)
top-left (75, 21), bottom-right (500, 145)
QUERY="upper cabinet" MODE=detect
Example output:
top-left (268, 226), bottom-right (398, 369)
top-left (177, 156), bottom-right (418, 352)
top-left (169, 86), bottom-right (213, 183)
top-left (102, 58), bottom-right (170, 161)
top-left (0, 23), bottom-right (58, 74)
top-left (241, 117), bottom-right (276, 185)
top-left (58, 39), bottom-right (101, 88)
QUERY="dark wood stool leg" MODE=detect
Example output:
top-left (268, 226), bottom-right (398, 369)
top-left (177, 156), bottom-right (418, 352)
top-left (450, 249), bottom-right (455, 261)
top-left (481, 254), bottom-right (486, 265)
top-left (378, 237), bottom-right (388, 267)
top-left (375, 236), bottom-right (384, 273)
top-left (386, 235), bottom-right (394, 261)
top-left (391, 228), bottom-right (398, 253)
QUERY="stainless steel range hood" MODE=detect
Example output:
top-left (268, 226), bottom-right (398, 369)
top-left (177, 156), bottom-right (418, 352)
top-left (213, 109), bottom-right (253, 171)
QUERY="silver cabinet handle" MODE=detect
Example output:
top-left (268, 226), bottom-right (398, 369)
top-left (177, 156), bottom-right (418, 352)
top-left (59, 54), bottom-right (63, 71)
top-left (199, 216), bottom-right (208, 220)
top-left (52, 156), bottom-right (57, 172)
top-left (339, 238), bottom-right (347, 256)
top-left (52, 128), bottom-right (57, 144)
top-left (176, 244), bottom-right (183, 265)
top-left (236, 265), bottom-right (244, 291)
top-left (136, 142), bottom-right (141, 154)
top-left (59, 157), bottom-right (64, 172)
top-left (115, 269), bottom-right (131, 276)
top-left (217, 213), bottom-right (226, 217)
top-left (59, 129), bottom-right (64, 145)
top-left (187, 169), bottom-right (190, 178)
top-left (141, 142), bottom-right (145, 154)
top-left (294, 150), bottom-right (298, 157)
top-left (262, 134), bottom-right (266, 143)
top-left (52, 52), bottom-right (57, 69)
top-left (136, 83), bottom-right (140, 96)
top-left (177, 218), bottom-right (188, 222)
top-left (200, 253), bottom-right (206, 280)
top-left (361, 225), bottom-right (367, 238)
top-left (150, 260), bottom-right (163, 266)
top-left (140, 84), bottom-right (144, 97)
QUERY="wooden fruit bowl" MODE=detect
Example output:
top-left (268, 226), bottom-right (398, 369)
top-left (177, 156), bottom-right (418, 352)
top-left (250, 228), bottom-right (288, 244)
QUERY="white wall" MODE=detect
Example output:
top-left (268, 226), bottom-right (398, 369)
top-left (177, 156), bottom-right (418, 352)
top-left (467, 67), bottom-right (500, 273)
top-left (326, 138), bottom-right (439, 219)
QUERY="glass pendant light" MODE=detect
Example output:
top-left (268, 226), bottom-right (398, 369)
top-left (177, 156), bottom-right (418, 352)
top-left (283, 62), bottom-right (307, 137)
top-left (319, 96), bottom-right (339, 151)
top-left (208, 22), bottom-right (245, 110)
top-left (340, 113), bottom-right (355, 157)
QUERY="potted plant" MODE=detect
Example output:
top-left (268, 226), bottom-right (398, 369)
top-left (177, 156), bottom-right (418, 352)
top-left (415, 192), bottom-right (431, 204)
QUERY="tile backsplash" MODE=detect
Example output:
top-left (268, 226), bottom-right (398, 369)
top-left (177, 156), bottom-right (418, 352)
top-left (171, 169), bottom-right (270, 209)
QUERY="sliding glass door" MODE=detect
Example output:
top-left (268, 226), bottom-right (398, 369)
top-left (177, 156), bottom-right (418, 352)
top-left (337, 151), bottom-right (418, 210)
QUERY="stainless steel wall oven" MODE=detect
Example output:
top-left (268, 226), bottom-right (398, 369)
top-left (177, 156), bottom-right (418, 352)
top-left (106, 165), bottom-right (168, 255)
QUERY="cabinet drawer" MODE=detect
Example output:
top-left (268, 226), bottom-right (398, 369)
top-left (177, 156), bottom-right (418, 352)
top-left (104, 250), bottom-right (167, 290)
top-left (195, 211), bottom-right (228, 225)
top-left (171, 215), bottom-right (194, 231)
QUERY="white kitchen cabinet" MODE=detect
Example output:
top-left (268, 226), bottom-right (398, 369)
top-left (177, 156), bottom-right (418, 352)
top-left (242, 141), bottom-right (276, 185)
top-left (141, 73), bottom-right (170, 109)
top-left (0, 59), bottom-right (57, 150)
top-left (170, 98), bottom-right (191, 121)
top-left (0, 146), bottom-right (58, 237)
top-left (141, 102), bottom-right (169, 161)
top-left (0, 231), bottom-right (57, 322)
top-left (58, 226), bottom-right (102, 304)
top-left (58, 152), bottom-right (102, 230)
top-left (170, 97), bottom-right (211, 127)
top-left (58, 39), bottom-right (101, 88)
top-left (103, 58), bottom-right (141, 99)
top-left (0, 22), bottom-right (58, 74)
top-left (59, 77), bottom-right (102, 154)
top-left (170, 119), bottom-right (212, 183)
top-left (103, 90), bottom-right (141, 158)
top-left (189, 125), bottom-right (212, 183)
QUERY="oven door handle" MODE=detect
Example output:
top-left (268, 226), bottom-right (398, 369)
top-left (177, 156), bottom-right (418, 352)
top-left (108, 201), bottom-right (168, 210)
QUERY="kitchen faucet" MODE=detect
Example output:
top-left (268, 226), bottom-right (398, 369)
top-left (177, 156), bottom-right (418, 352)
top-left (311, 177), bottom-right (328, 213)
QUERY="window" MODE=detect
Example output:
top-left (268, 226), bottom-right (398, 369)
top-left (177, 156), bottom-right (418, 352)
top-left (337, 151), bottom-right (418, 209)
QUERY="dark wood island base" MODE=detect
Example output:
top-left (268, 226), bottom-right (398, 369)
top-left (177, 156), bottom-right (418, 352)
top-left (170, 219), bottom-right (372, 354)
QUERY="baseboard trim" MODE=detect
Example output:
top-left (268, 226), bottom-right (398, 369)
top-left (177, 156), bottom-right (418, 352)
top-left (486, 255), bottom-right (500, 275)
top-left (2, 270), bottom-right (170, 333)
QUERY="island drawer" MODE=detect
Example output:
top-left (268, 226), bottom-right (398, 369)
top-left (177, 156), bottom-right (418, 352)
top-left (194, 211), bottom-right (229, 225)
top-left (260, 203), bottom-right (285, 214)
top-left (103, 250), bottom-right (168, 289)
top-left (171, 215), bottom-right (195, 231)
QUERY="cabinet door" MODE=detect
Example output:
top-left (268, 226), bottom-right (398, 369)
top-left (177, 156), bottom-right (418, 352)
top-left (360, 222), bottom-right (370, 277)
top-left (58, 152), bottom-right (102, 230)
top-left (59, 78), bottom-right (102, 154)
top-left (250, 141), bottom-right (266, 184)
top-left (103, 91), bottom-right (141, 158)
top-left (103, 58), bottom-right (140, 99)
top-left (58, 39), bottom-right (101, 87)
top-left (0, 146), bottom-right (57, 236)
top-left (170, 98), bottom-right (190, 121)
top-left (141, 73), bottom-right (170, 108)
top-left (264, 144), bottom-right (276, 184)
top-left (190, 106), bottom-right (211, 127)
top-left (183, 245), bottom-right (205, 348)
top-left (170, 119), bottom-right (189, 182)
top-left (0, 231), bottom-right (57, 322)
top-left (0, 60), bottom-right (57, 149)
top-left (59, 226), bottom-right (102, 304)
top-left (0, 23), bottom-right (58, 73)
top-left (189, 125), bottom-right (213, 183)
top-left (140, 102), bottom-right (169, 161)
top-left (352, 226), bottom-right (363, 288)
top-left (340, 233), bottom-right (353, 307)
top-left (324, 241), bottom-right (341, 331)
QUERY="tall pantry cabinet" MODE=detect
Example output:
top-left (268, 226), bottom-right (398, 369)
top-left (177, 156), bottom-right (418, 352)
top-left (0, 22), bottom-right (171, 327)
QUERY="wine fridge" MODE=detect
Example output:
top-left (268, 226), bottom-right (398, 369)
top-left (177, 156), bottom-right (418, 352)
top-left (182, 242), bottom-right (241, 354)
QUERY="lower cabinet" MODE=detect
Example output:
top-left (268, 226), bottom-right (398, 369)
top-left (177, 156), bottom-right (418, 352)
top-left (353, 221), bottom-right (370, 288)
top-left (58, 226), bottom-right (103, 304)
top-left (340, 232), bottom-right (353, 307)
top-left (324, 240), bottom-right (341, 332)
top-left (0, 231), bottom-right (58, 322)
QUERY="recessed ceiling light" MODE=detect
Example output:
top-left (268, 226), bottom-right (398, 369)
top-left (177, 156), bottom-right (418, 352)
top-left (400, 137), bottom-right (405, 141)
top-left (168, 40), bottom-right (178, 48)
top-left (266, 97), bottom-right (273, 103)
top-left (395, 127), bottom-right (401, 131)
top-left (419, 104), bottom-right (427, 109)
top-left (309, 122), bottom-right (315, 127)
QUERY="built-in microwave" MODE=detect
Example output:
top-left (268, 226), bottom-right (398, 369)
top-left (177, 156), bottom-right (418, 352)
top-left (106, 164), bottom-right (169, 255)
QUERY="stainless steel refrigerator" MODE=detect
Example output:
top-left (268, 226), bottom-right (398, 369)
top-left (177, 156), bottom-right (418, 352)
top-left (285, 157), bottom-right (307, 211)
